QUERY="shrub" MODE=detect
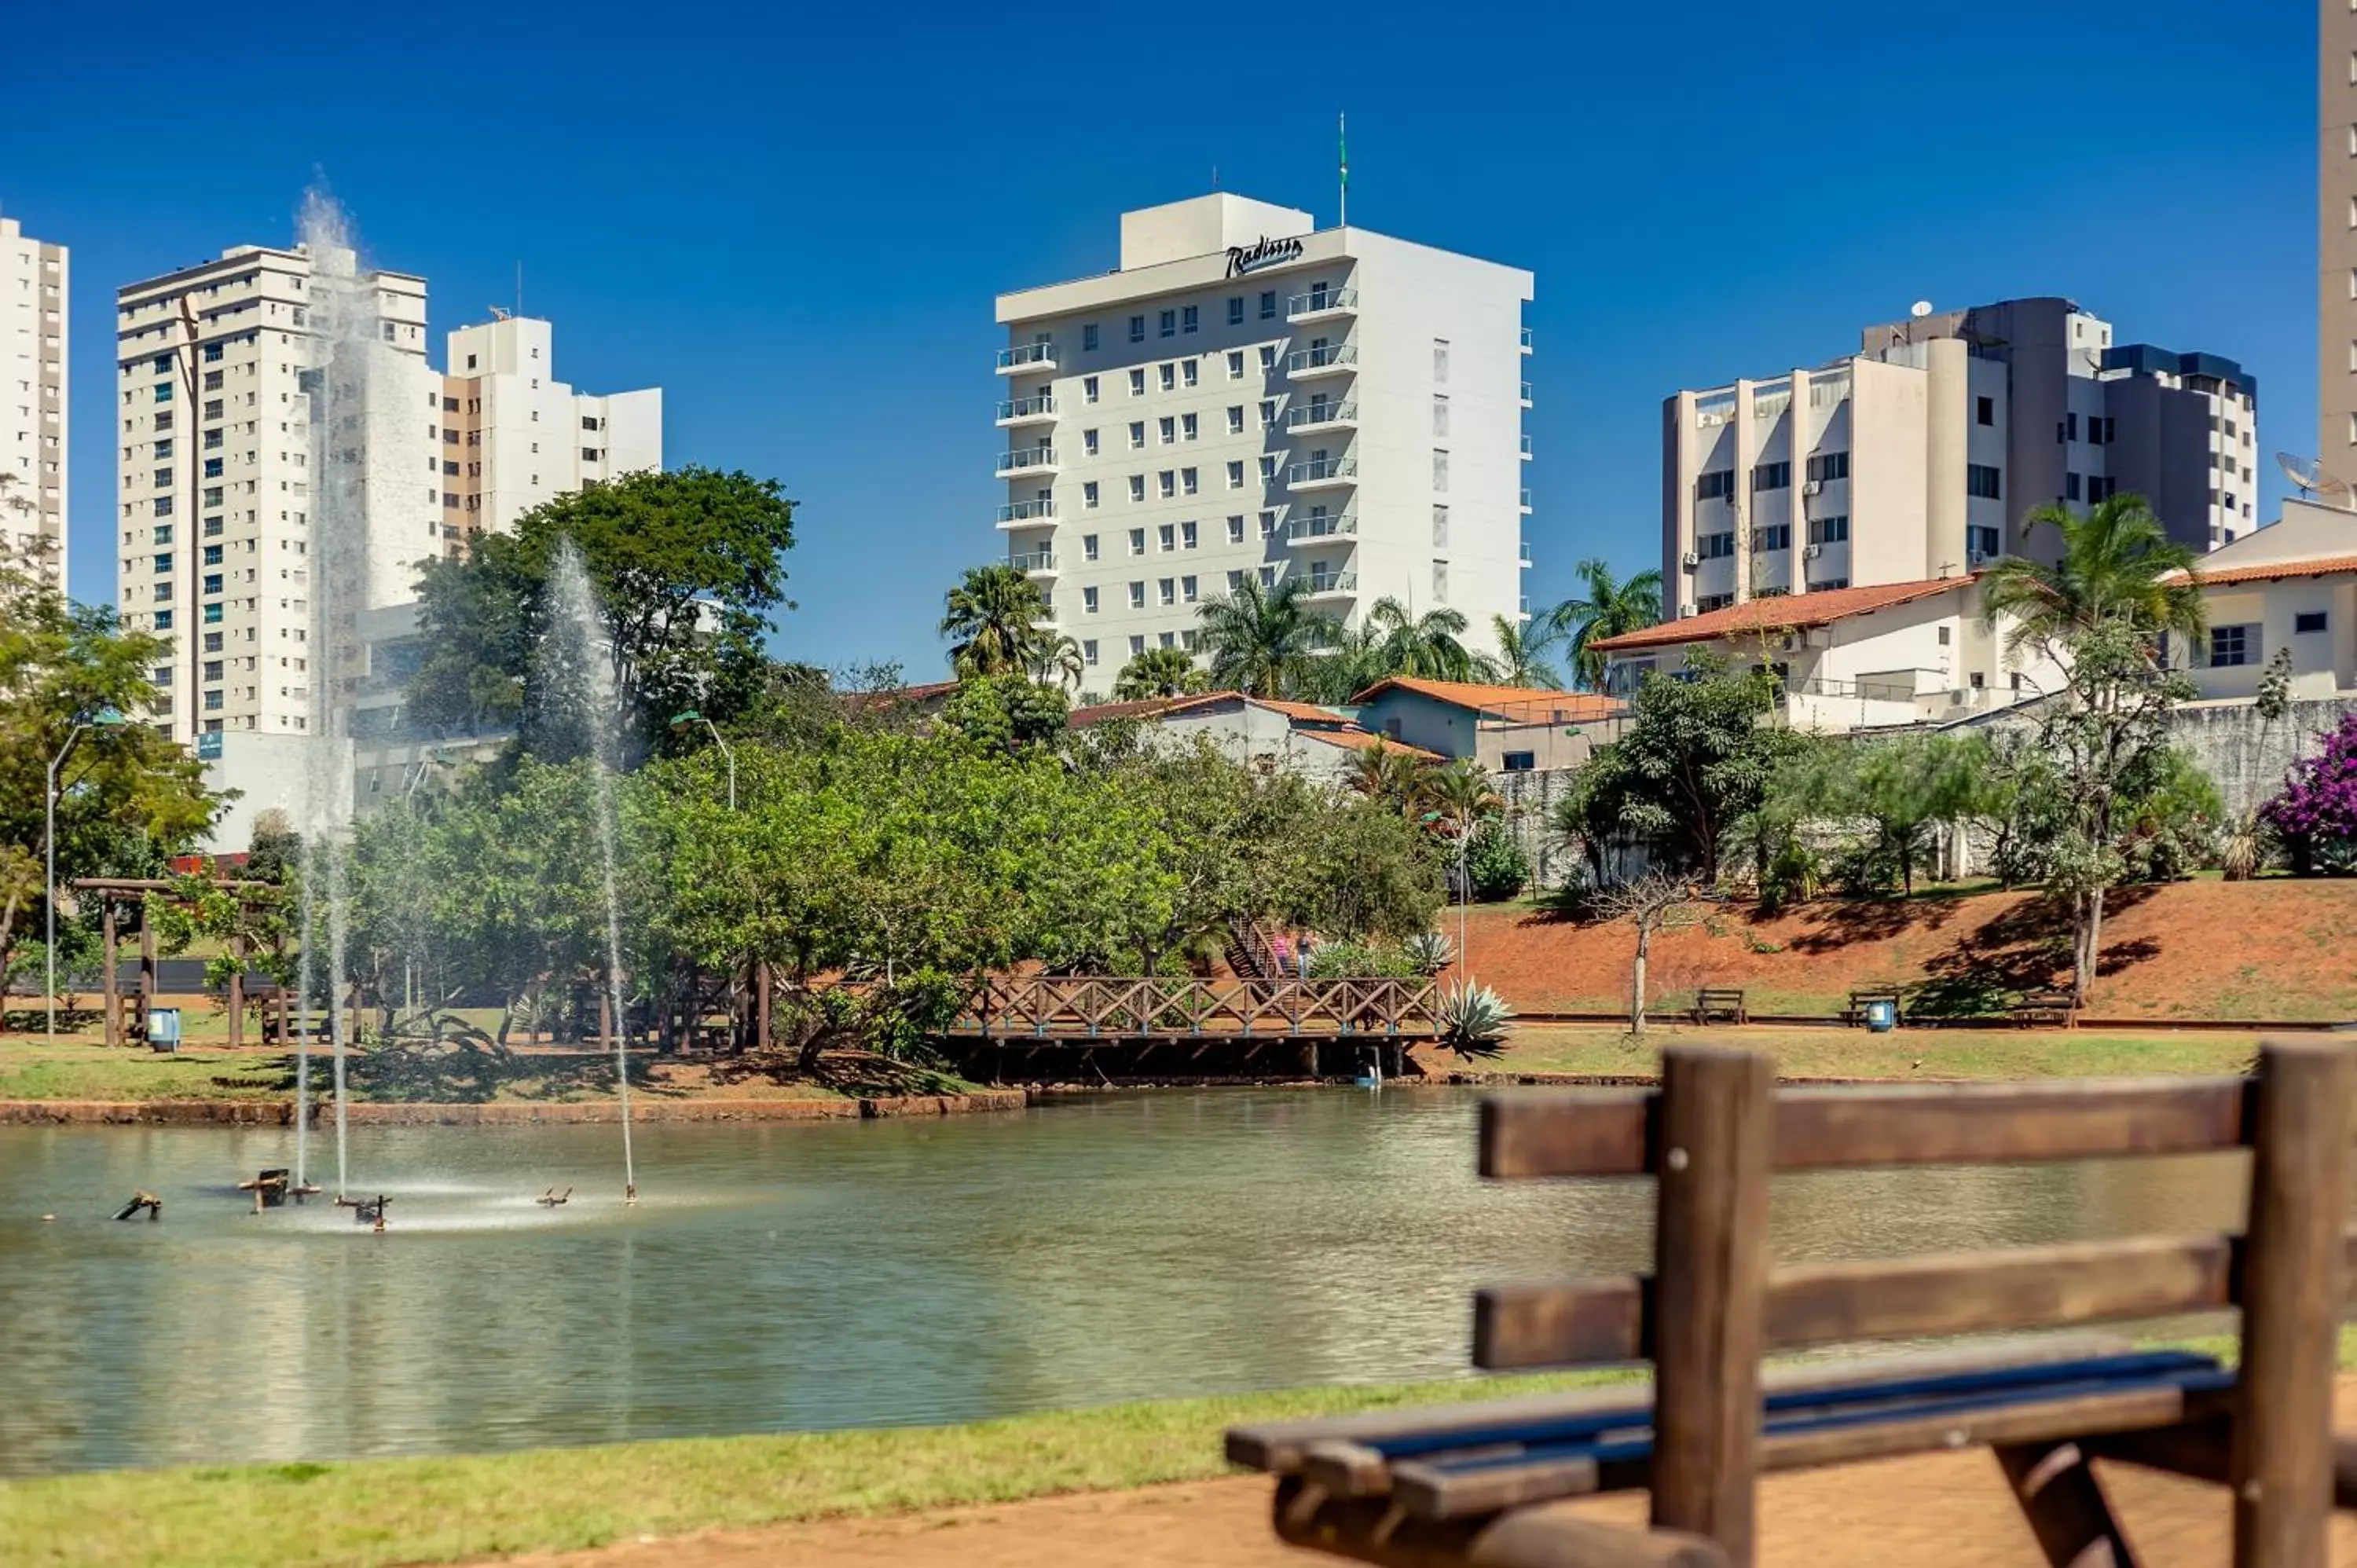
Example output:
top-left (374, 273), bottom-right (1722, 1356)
top-left (1402, 931), bottom-right (1456, 976)
top-left (1435, 980), bottom-right (1514, 1057)
top-left (2260, 713), bottom-right (2357, 875)
top-left (1463, 818), bottom-right (1530, 902)
top-left (1302, 940), bottom-right (1420, 979)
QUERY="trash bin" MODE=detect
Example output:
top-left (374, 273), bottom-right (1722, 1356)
top-left (1864, 998), bottom-right (1897, 1034)
top-left (147, 1007), bottom-right (182, 1053)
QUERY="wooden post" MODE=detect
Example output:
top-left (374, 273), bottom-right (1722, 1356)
top-left (1649, 1046), bottom-right (1776, 1566)
top-left (2231, 1039), bottom-right (2356, 1568)
top-left (1993, 1441), bottom-right (2135, 1567)
top-left (136, 912), bottom-right (156, 1047)
top-left (754, 960), bottom-right (772, 1050)
top-left (227, 930), bottom-right (246, 1049)
top-left (101, 899), bottom-right (119, 1047)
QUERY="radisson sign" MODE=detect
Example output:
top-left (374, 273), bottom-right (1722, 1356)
top-left (1225, 235), bottom-right (1305, 278)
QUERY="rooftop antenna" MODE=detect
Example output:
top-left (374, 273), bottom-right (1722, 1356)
top-left (1338, 112), bottom-right (1349, 228)
top-left (2277, 452), bottom-right (2357, 511)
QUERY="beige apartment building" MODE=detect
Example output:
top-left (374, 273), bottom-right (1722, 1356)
top-left (2, 213), bottom-right (68, 584)
top-left (437, 313), bottom-right (662, 551)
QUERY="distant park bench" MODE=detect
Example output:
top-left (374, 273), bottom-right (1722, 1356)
top-left (1229, 1041), bottom-right (2357, 1568)
top-left (2013, 989), bottom-right (2079, 1028)
top-left (1690, 988), bottom-right (1747, 1027)
top-left (1842, 985), bottom-right (1904, 1028)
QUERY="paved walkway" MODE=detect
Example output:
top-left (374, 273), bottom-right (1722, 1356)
top-left (505, 1387), bottom-right (2357, 1566)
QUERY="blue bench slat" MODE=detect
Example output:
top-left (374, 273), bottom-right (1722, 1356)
top-left (1417, 1357), bottom-right (2234, 1478)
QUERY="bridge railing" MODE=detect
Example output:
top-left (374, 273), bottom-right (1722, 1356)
top-left (953, 976), bottom-right (1439, 1039)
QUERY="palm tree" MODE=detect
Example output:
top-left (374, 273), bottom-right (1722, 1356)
top-left (1347, 740), bottom-right (1434, 814)
top-left (1485, 614), bottom-right (1565, 689)
top-left (939, 564), bottom-right (1050, 678)
top-left (1027, 632), bottom-right (1085, 691)
top-left (1980, 494), bottom-right (2206, 654)
top-left (1541, 559), bottom-right (1664, 690)
top-left (1113, 646), bottom-right (1207, 701)
top-left (1362, 597), bottom-right (1479, 683)
top-left (1197, 577), bottom-right (1329, 698)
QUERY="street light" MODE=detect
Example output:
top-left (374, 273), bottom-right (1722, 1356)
top-left (669, 709), bottom-right (735, 810)
top-left (46, 709), bottom-right (128, 1042)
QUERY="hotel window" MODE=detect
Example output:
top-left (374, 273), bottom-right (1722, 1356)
top-left (1159, 523), bottom-right (1175, 551)
top-left (1083, 429), bottom-right (1100, 456)
top-left (1259, 290), bottom-right (1277, 319)
top-left (203, 343), bottom-right (223, 363)
top-left (1227, 515), bottom-right (1246, 544)
top-left (1697, 470), bottom-right (1734, 501)
top-left (1083, 375), bottom-right (1100, 404)
top-left (1083, 639), bottom-right (1099, 665)
top-left (1157, 632), bottom-right (1176, 648)
top-left (154, 496), bottom-right (174, 516)
top-left (1129, 528), bottom-right (1145, 555)
top-left (1750, 460), bottom-right (1790, 493)
top-left (1226, 460), bottom-right (1244, 489)
top-left (1182, 360), bottom-right (1199, 387)
top-left (1227, 297), bottom-right (1245, 325)
top-left (1696, 592), bottom-right (1736, 612)
top-left (1432, 561), bottom-right (1448, 603)
top-left (155, 383), bottom-right (173, 403)
top-left (202, 573), bottom-right (223, 595)
top-left (1083, 586), bottom-right (1099, 614)
top-left (154, 467), bottom-right (174, 487)
top-left (1228, 570), bottom-right (1247, 592)
top-left (1432, 505), bottom-right (1450, 547)
top-left (1129, 581), bottom-right (1146, 609)
top-left (1259, 456), bottom-right (1278, 482)
top-left (203, 544), bottom-right (223, 566)
top-left (1967, 463), bottom-right (2003, 500)
top-left (1754, 523), bottom-right (1791, 551)
top-left (153, 552), bottom-right (174, 573)
top-left (1158, 578), bottom-right (1175, 606)
top-left (1158, 471), bottom-right (1175, 499)
top-left (1432, 395), bottom-right (1450, 437)
top-left (1227, 350), bottom-right (1244, 379)
top-left (1182, 306), bottom-right (1199, 335)
top-left (1967, 524), bottom-right (2000, 559)
top-left (1182, 574), bottom-right (1198, 603)
top-left (1181, 412), bottom-right (1198, 441)
top-left (1259, 399), bottom-right (1277, 427)
top-left (1083, 533), bottom-right (1100, 562)
top-left (1432, 339), bottom-right (1450, 381)
top-left (153, 581), bottom-right (173, 601)
top-left (1130, 635), bottom-right (1146, 656)
top-left (1128, 475), bottom-right (1146, 502)
top-left (1159, 310), bottom-right (1176, 339)
top-left (1976, 396), bottom-right (1994, 427)
top-left (1182, 467), bottom-right (1198, 495)
top-left (1129, 368), bottom-right (1146, 396)
top-left (155, 610), bottom-right (174, 631)
top-left (1433, 450), bottom-right (1449, 492)
top-left (1083, 323), bottom-right (1099, 352)
top-left (1804, 451), bottom-right (1849, 482)
top-left (2065, 472), bottom-right (2081, 501)
top-left (1259, 345), bottom-right (1277, 370)
top-left (1083, 481), bottom-right (1100, 509)
top-left (1697, 531), bottom-right (1736, 559)
top-left (1227, 406), bottom-right (1244, 434)
top-left (2088, 474), bottom-right (2114, 504)
top-left (1159, 416), bottom-right (1175, 445)
top-left (1182, 520), bottom-right (1198, 548)
top-left (1159, 364), bottom-right (1176, 392)
top-left (1129, 422), bottom-right (1146, 450)
top-left (1259, 509), bottom-right (1277, 539)
top-left (1129, 315), bottom-right (1146, 343)
top-left (153, 524), bottom-right (173, 545)
top-left (1809, 515), bottom-right (1849, 544)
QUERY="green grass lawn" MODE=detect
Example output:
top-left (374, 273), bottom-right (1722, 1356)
top-left (1487, 1024), bottom-right (2271, 1082)
top-left (0, 1040), bottom-right (288, 1102)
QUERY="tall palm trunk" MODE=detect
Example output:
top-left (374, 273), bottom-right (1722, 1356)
top-left (1629, 928), bottom-right (1651, 1035)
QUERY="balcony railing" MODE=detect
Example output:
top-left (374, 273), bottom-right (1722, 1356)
top-left (1283, 400), bottom-right (1358, 430)
top-left (1286, 287), bottom-right (1358, 319)
top-left (1519, 488), bottom-right (1532, 512)
top-left (1009, 549), bottom-right (1057, 573)
top-left (1286, 457), bottom-right (1358, 486)
top-left (1519, 539), bottom-right (1533, 568)
top-left (1519, 380), bottom-right (1533, 406)
top-left (1302, 571), bottom-right (1358, 596)
top-left (1519, 327), bottom-right (1534, 353)
top-left (995, 394), bottom-right (1056, 423)
top-left (995, 445), bottom-right (1058, 474)
top-left (995, 342), bottom-right (1057, 373)
top-left (1285, 343), bottom-right (1358, 376)
top-left (1285, 512), bottom-right (1358, 542)
top-left (995, 499), bottom-right (1055, 525)
top-left (1519, 434), bottom-right (1533, 460)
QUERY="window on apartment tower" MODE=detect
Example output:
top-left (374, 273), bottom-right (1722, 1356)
top-left (1159, 310), bottom-right (1176, 339)
top-left (1976, 395), bottom-right (1994, 426)
top-left (1259, 290), bottom-right (1277, 320)
top-left (1227, 515), bottom-right (1245, 544)
top-left (1082, 586), bottom-right (1098, 614)
top-left (1129, 315), bottom-right (1146, 343)
top-left (1182, 306), bottom-right (1199, 334)
top-left (1227, 297), bottom-right (1244, 326)
top-left (1967, 463), bottom-right (2003, 500)
top-left (1083, 323), bottom-right (1099, 352)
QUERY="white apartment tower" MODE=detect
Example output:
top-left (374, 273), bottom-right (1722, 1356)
top-left (1662, 296), bottom-right (2256, 622)
top-left (438, 314), bottom-right (663, 552)
top-left (115, 243), bottom-right (437, 744)
top-left (993, 194), bottom-right (1533, 679)
top-left (2, 214), bottom-right (68, 583)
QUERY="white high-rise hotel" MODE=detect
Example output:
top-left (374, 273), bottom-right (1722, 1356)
top-left (994, 195), bottom-right (1532, 676)
top-left (2, 213), bottom-right (68, 583)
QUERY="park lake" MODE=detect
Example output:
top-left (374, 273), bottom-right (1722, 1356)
top-left (0, 1086), bottom-right (2250, 1479)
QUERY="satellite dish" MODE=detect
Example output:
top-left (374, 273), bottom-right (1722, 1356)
top-left (1910, 301), bottom-right (1934, 319)
top-left (2276, 452), bottom-right (2355, 507)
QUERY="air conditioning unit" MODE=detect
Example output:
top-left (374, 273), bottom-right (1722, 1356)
top-left (1803, 479), bottom-right (1823, 496)
top-left (1681, 551), bottom-right (1699, 570)
top-left (1679, 602), bottom-right (1696, 618)
top-left (1805, 543), bottom-right (1824, 559)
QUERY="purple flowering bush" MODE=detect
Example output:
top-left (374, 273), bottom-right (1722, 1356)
top-left (2259, 713), bottom-right (2357, 874)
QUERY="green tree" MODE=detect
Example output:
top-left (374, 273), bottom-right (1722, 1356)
top-left (1359, 597), bottom-right (1480, 683)
top-left (1982, 493), bottom-right (2209, 1004)
top-left (1483, 613), bottom-right (1565, 689)
top-left (940, 563), bottom-right (1052, 679)
top-left (1773, 732), bottom-right (1988, 896)
top-left (1346, 740), bottom-right (1435, 816)
top-left (1541, 558), bottom-right (1664, 689)
top-left (1558, 656), bottom-right (1798, 885)
top-left (407, 467), bottom-right (797, 757)
top-left (1113, 646), bottom-right (1208, 701)
top-left (941, 673), bottom-right (1069, 752)
top-left (1025, 632), bottom-right (1086, 691)
top-left (1197, 577), bottom-right (1329, 698)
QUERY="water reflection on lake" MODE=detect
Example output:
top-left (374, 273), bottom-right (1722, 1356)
top-left (0, 1087), bottom-right (2249, 1477)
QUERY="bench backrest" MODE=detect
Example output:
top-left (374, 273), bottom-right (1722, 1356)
top-left (1475, 1042), bottom-right (2356, 1561)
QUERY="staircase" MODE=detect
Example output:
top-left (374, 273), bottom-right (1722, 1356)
top-left (1225, 918), bottom-right (1288, 980)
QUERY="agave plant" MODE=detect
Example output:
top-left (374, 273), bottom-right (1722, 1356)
top-left (1435, 980), bottom-right (1514, 1059)
top-left (1403, 931), bottom-right (1457, 976)
top-left (2220, 813), bottom-right (2267, 882)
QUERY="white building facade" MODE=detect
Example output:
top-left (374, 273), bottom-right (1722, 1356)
top-left (1, 214), bottom-right (68, 583)
top-left (115, 243), bottom-right (438, 746)
top-left (438, 314), bottom-right (662, 551)
top-left (1662, 297), bottom-right (2256, 626)
top-left (993, 194), bottom-right (1533, 679)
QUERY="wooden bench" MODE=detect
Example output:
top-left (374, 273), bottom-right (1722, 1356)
top-left (1229, 1041), bottom-right (2357, 1568)
top-left (1842, 985), bottom-right (1904, 1028)
top-left (2014, 990), bottom-right (2078, 1028)
top-left (1690, 989), bottom-right (1746, 1027)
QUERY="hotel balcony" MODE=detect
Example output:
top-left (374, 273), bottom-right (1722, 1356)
top-left (995, 498), bottom-right (1055, 529)
top-left (1282, 399), bottom-right (1358, 433)
top-left (1519, 380), bottom-right (1533, 408)
top-left (996, 445), bottom-right (1058, 478)
top-left (1300, 570), bottom-right (1358, 603)
top-left (995, 394), bottom-right (1056, 428)
top-left (1519, 537), bottom-right (1533, 569)
top-left (1519, 434), bottom-right (1533, 461)
top-left (995, 342), bottom-right (1057, 376)
top-left (1285, 456), bottom-right (1358, 493)
top-left (1520, 488), bottom-right (1533, 515)
top-left (1284, 511), bottom-right (1358, 546)
top-left (1519, 595), bottom-right (1532, 620)
top-left (1285, 286), bottom-right (1358, 324)
top-left (1009, 548), bottom-right (1058, 577)
top-left (1285, 343), bottom-right (1358, 380)
top-left (1519, 327), bottom-right (1533, 354)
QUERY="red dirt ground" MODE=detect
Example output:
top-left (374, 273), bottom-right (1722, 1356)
top-left (1453, 879), bottom-right (2357, 1022)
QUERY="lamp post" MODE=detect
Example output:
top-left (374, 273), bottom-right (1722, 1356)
top-left (669, 709), bottom-right (735, 810)
top-left (46, 709), bottom-right (128, 1042)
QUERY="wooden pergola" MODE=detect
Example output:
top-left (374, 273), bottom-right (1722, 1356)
top-left (67, 877), bottom-right (281, 1048)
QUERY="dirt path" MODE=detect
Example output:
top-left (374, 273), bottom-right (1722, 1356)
top-left (497, 1387), bottom-right (2357, 1567)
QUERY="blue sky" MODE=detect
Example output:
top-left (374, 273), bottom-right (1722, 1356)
top-left (4, 0), bottom-right (2316, 678)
